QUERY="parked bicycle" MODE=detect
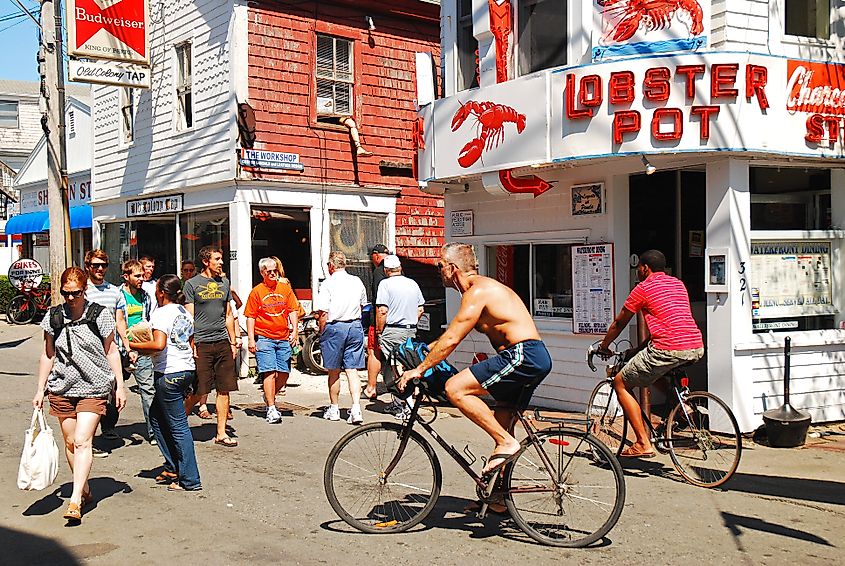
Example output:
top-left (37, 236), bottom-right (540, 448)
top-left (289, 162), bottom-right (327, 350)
top-left (324, 378), bottom-right (626, 547)
top-left (6, 282), bottom-right (52, 325)
top-left (585, 343), bottom-right (742, 488)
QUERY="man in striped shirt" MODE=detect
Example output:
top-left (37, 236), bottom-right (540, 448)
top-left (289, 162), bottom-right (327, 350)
top-left (598, 249), bottom-right (704, 458)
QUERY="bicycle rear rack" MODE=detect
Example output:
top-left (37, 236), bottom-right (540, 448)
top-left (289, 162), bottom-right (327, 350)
top-left (532, 410), bottom-right (589, 428)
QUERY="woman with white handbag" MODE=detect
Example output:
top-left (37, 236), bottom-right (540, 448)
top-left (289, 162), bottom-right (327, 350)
top-left (32, 266), bottom-right (126, 522)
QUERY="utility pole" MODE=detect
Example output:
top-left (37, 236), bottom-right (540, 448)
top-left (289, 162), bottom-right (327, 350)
top-left (40, 0), bottom-right (71, 302)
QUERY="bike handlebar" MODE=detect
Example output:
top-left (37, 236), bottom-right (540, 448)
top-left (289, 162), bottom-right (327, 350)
top-left (586, 344), bottom-right (625, 372)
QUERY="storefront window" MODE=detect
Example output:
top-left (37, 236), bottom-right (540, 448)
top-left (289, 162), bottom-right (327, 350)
top-left (517, 0), bottom-right (568, 75)
top-left (179, 209), bottom-right (230, 275)
top-left (457, 0), bottom-right (479, 91)
top-left (750, 167), bottom-right (831, 231)
top-left (329, 210), bottom-right (387, 300)
top-left (784, 0), bottom-right (830, 39)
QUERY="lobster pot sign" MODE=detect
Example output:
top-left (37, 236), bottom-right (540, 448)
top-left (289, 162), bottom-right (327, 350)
top-left (592, 0), bottom-right (711, 60)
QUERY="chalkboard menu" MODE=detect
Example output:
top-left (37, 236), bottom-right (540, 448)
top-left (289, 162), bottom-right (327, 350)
top-left (571, 244), bottom-right (615, 334)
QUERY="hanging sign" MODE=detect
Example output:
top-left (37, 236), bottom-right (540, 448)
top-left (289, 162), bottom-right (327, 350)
top-left (69, 58), bottom-right (151, 88)
top-left (571, 244), bottom-right (615, 334)
top-left (67, 0), bottom-right (150, 65)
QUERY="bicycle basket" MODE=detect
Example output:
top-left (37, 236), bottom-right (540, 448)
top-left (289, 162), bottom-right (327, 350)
top-left (387, 338), bottom-right (458, 402)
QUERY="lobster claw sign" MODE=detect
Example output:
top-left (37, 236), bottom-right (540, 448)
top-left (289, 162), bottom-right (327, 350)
top-left (67, 0), bottom-right (150, 65)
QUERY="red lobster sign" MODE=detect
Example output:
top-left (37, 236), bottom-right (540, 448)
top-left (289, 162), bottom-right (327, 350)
top-left (597, 0), bottom-right (705, 43)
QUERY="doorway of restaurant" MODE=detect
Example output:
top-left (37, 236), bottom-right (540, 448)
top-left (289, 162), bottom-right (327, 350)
top-left (629, 169), bottom-right (707, 391)
top-left (250, 207), bottom-right (312, 304)
top-left (135, 219), bottom-right (177, 277)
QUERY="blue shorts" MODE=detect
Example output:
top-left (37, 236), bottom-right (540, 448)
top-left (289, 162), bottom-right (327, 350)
top-left (320, 321), bottom-right (365, 370)
top-left (255, 336), bottom-right (292, 374)
top-left (469, 340), bottom-right (552, 405)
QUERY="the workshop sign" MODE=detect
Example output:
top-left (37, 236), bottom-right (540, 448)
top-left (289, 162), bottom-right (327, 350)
top-left (67, 0), bottom-right (149, 65)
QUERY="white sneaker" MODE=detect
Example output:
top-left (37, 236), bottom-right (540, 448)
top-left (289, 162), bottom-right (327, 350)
top-left (347, 405), bottom-right (364, 424)
top-left (266, 405), bottom-right (282, 424)
top-left (384, 399), bottom-right (404, 416)
top-left (393, 407), bottom-right (412, 421)
top-left (323, 405), bottom-right (341, 421)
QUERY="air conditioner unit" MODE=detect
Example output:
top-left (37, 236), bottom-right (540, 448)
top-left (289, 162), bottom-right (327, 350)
top-left (316, 97), bottom-right (335, 114)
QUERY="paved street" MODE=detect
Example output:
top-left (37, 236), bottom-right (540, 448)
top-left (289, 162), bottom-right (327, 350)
top-left (1, 321), bottom-right (843, 565)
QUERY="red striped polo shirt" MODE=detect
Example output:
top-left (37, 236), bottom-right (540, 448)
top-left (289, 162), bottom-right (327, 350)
top-left (623, 272), bottom-right (703, 351)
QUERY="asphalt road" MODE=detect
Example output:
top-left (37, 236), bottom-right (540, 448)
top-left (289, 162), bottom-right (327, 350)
top-left (0, 321), bottom-right (843, 565)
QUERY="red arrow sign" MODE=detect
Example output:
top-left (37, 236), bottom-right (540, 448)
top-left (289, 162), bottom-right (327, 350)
top-left (73, 0), bottom-right (146, 57)
top-left (498, 169), bottom-right (552, 198)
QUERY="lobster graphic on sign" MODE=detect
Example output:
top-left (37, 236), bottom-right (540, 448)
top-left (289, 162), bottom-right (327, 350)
top-left (597, 0), bottom-right (704, 43)
top-left (451, 101), bottom-right (526, 168)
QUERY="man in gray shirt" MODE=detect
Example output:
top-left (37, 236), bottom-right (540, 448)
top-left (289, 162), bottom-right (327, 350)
top-left (184, 246), bottom-right (241, 448)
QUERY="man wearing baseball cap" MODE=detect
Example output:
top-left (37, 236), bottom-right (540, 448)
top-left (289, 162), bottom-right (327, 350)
top-left (363, 244), bottom-right (390, 399)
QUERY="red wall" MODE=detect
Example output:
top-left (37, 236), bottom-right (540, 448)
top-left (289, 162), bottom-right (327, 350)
top-left (247, 0), bottom-right (444, 270)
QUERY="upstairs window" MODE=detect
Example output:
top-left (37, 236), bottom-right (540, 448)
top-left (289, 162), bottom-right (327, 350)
top-left (456, 0), bottom-right (479, 90)
top-left (175, 42), bottom-right (193, 129)
top-left (0, 100), bottom-right (18, 128)
top-left (316, 35), bottom-right (353, 122)
top-left (785, 0), bottom-right (830, 39)
top-left (517, 0), bottom-right (568, 75)
top-left (121, 88), bottom-right (135, 144)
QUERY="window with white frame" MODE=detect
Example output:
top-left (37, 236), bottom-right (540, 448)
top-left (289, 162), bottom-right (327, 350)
top-left (175, 42), bottom-right (192, 129)
top-left (456, 0), bottom-right (479, 91)
top-left (316, 34), bottom-right (353, 121)
top-left (485, 242), bottom-right (574, 319)
top-left (517, 0), bottom-right (568, 75)
top-left (120, 88), bottom-right (135, 143)
top-left (784, 0), bottom-right (830, 39)
top-left (0, 100), bottom-right (18, 128)
top-left (329, 210), bottom-right (388, 300)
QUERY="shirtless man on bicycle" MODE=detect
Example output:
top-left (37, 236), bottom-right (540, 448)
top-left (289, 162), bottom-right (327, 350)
top-left (399, 243), bottom-right (552, 475)
top-left (596, 249), bottom-right (704, 458)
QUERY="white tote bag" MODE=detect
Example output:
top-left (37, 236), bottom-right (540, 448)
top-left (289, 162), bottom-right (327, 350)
top-left (17, 409), bottom-right (59, 491)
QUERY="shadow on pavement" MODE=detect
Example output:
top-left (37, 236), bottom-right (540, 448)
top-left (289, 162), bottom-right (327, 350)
top-left (0, 525), bottom-right (81, 565)
top-left (725, 472), bottom-right (845, 506)
top-left (0, 336), bottom-right (32, 349)
top-left (721, 512), bottom-right (834, 546)
top-left (22, 477), bottom-right (132, 517)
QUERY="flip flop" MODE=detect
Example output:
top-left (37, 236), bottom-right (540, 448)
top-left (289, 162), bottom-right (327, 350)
top-left (155, 470), bottom-right (178, 484)
top-left (214, 436), bottom-right (238, 448)
top-left (620, 447), bottom-right (656, 458)
top-left (481, 450), bottom-right (520, 476)
top-left (197, 408), bottom-right (213, 420)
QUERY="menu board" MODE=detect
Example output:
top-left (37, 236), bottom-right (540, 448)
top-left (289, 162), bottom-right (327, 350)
top-left (572, 244), bottom-right (615, 334)
top-left (750, 241), bottom-right (834, 319)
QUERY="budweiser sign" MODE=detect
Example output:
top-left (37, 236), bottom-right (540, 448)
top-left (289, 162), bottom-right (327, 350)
top-left (786, 60), bottom-right (845, 116)
top-left (67, 0), bottom-right (149, 65)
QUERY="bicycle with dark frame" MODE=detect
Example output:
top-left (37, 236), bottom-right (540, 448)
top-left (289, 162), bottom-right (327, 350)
top-left (323, 340), bottom-right (626, 548)
top-left (585, 341), bottom-right (742, 488)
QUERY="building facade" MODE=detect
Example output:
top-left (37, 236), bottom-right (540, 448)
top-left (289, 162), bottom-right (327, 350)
top-left (420, 1), bottom-right (845, 430)
top-left (90, 0), bottom-right (444, 311)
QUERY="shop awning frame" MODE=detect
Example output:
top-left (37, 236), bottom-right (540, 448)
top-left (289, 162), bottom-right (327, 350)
top-left (4, 205), bottom-right (92, 234)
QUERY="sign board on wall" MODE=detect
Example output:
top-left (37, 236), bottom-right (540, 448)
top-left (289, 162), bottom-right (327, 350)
top-left (571, 183), bottom-right (604, 216)
top-left (127, 194), bottom-right (184, 217)
top-left (750, 241), bottom-right (834, 319)
top-left (240, 149), bottom-right (305, 172)
top-left (21, 177), bottom-right (91, 214)
top-left (571, 244), bottom-right (615, 334)
top-left (69, 58), bottom-right (151, 88)
top-left (450, 210), bottom-right (474, 236)
top-left (67, 0), bottom-right (150, 65)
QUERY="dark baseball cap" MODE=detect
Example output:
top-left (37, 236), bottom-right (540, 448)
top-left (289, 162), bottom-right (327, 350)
top-left (369, 244), bottom-right (389, 255)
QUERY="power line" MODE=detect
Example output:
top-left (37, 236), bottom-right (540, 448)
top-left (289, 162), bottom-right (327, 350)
top-left (0, 13), bottom-right (29, 33)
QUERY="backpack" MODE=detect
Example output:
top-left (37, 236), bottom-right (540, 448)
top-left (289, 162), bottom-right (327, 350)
top-left (388, 338), bottom-right (458, 402)
top-left (49, 302), bottom-right (106, 346)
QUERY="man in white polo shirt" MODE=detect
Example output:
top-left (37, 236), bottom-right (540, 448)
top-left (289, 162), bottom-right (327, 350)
top-left (313, 251), bottom-right (369, 424)
top-left (375, 255), bottom-right (425, 420)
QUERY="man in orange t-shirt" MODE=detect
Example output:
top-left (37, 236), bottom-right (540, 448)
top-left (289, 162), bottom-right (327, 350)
top-left (245, 257), bottom-right (301, 424)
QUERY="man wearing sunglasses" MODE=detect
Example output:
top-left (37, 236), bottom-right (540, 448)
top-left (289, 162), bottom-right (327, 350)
top-left (398, 243), bottom-right (552, 476)
top-left (84, 250), bottom-right (131, 452)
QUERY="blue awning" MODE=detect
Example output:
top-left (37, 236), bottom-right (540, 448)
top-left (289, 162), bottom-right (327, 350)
top-left (5, 205), bottom-right (92, 234)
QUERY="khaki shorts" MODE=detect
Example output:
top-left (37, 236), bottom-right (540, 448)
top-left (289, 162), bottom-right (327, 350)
top-left (619, 344), bottom-right (704, 388)
top-left (47, 394), bottom-right (108, 419)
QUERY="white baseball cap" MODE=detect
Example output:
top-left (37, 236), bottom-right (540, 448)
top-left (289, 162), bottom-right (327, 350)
top-left (383, 255), bottom-right (401, 269)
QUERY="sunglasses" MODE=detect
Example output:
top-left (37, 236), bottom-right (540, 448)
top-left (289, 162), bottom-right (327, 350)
top-left (265, 269), bottom-right (279, 275)
top-left (88, 262), bottom-right (109, 269)
top-left (60, 289), bottom-right (85, 299)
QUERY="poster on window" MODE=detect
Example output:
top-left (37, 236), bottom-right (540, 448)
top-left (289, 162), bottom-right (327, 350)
top-left (571, 244), bottom-right (615, 334)
top-left (592, 0), bottom-right (710, 61)
top-left (750, 241), bottom-right (834, 319)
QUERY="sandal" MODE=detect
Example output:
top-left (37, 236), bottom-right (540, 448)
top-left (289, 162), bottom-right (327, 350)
top-left (481, 449), bottom-right (520, 476)
top-left (214, 436), bottom-right (238, 448)
top-left (167, 483), bottom-right (202, 492)
top-left (155, 470), bottom-right (178, 484)
top-left (63, 502), bottom-right (82, 521)
top-left (619, 447), bottom-right (656, 458)
top-left (197, 407), bottom-right (213, 420)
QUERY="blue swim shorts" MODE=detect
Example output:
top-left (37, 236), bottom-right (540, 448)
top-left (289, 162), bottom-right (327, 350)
top-left (320, 321), bottom-right (365, 370)
top-left (469, 339), bottom-right (552, 405)
top-left (255, 336), bottom-right (293, 374)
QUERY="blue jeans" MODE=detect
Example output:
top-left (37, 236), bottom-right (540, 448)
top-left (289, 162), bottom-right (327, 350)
top-left (135, 355), bottom-right (155, 439)
top-left (150, 370), bottom-right (201, 490)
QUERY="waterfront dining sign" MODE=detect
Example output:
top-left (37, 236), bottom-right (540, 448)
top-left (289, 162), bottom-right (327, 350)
top-left (423, 52), bottom-right (845, 181)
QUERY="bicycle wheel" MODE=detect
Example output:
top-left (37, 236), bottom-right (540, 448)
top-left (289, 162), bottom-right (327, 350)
top-left (7, 295), bottom-right (36, 325)
top-left (666, 392), bottom-right (742, 488)
top-left (586, 380), bottom-right (628, 455)
top-left (505, 429), bottom-right (626, 547)
top-left (324, 421), bottom-right (441, 533)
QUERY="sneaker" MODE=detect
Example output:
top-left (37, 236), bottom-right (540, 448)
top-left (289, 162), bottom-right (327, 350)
top-left (266, 405), bottom-right (282, 424)
top-left (101, 429), bottom-right (120, 440)
top-left (150, 438), bottom-right (158, 446)
top-left (384, 400), bottom-right (404, 416)
top-left (323, 405), bottom-right (341, 421)
top-left (92, 446), bottom-right (110, 458)
top-left (393, 407), bottom-right (412, 421)
top-left (347, 405), bottom-right (364, 425)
